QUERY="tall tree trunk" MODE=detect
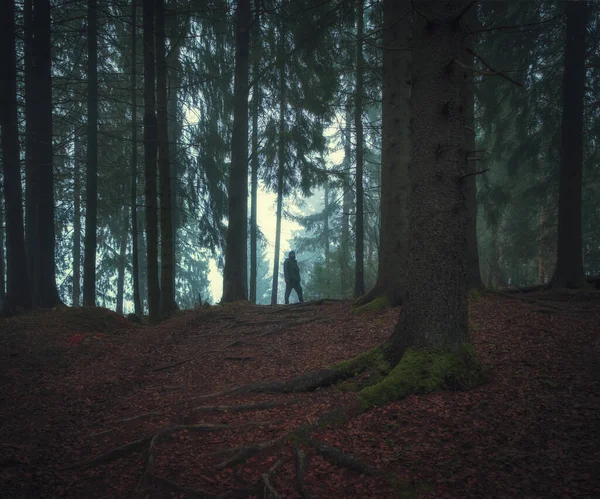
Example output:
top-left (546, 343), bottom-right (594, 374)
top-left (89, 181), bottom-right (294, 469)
top-left (73, 127), bottom-right (82, 306)
top-left (83, 0), bottom-right (98, 306)
top-left (0, 0), bottom-right (31, 312)
top-left (166, 0), bottom-right (180, 300)
top-left (222, 0), bottom-right (251, 303)
top-left (340, 100), bottom-right (352, 298)
top-left (324, 183), bottom-right (330, 264)
top-left (249, 6), bottom-right (261, 304)
top-left (358, 0), bottom-right (411, 307)
top-left (116, 218), bottom-right (128, 314)
top-left (353, 0), bottom-right (365, 298)
top-left (551, 1), bottom-right (588, 289)
top-left (385, 1), bottom-right (471, 365)
top-left (143, 0), bottom-right (160, 321)
top-left (30, 0), bottom-right (60, 307)
top-left (130, 0), bottom-right (142, 316)
top-left (271, 26), bottom-right (286, 306)
top-left (24, 0), bottom-right (36, 303)
top-left (156, 0), bottom-right (175, 315)
top-left (463, 6), bottom-right (484, 291)
top-left (0, 195), bottom-right (5, 308)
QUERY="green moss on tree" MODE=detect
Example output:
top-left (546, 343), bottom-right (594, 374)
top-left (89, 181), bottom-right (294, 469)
top-left (352, 296), bottom-right (390, 314)
top-left (359, 345), bottom-right (487, 408)
top-left (331, 345), bottom-right (391, 378)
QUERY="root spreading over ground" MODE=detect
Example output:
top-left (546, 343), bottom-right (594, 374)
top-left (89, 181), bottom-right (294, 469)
top-left (0, 294), bottom-right (598, 498)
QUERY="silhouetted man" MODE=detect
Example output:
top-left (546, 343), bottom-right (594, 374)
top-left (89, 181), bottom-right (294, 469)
top-left (283, 251), bottom-right (303, 304)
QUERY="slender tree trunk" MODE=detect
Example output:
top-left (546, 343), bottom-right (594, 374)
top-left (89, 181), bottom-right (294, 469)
top-left (463, 6), bottom-right (484, 292)
top-left (0, 196), bottom-right (6, 309)
top-left (386, 1), bottom-right (471, 365)
top-left (354, 0), bottom-right (365, 298)
top-left (143, 0), bottom-right (160, 321)
top-left (340, 100), bottom-right (352, 298)
top-left (30, 0), bottom-right (60, 308)
top-left (0, 0), bottom-right (31, 312)
top-left (222, 0), bottom-right (251, 302)
top-left (24, 0), bottom-right (36, 304)
top-left (156, 0), bottom-right (175, 315)
top-left (73, 128), bottom-right (82, 306)
top-left (130, 0), bottom-right (142, 316)
top-left (116, 218), bottom-right (128, 314)
top-left (83, 0), bottom-right (98, 306)
top-left (358, 0), bottom-right (411, 307)
top-left (166, 0), bottom-right (180, 299)
top-left (324, 183), bottom-right (330, 264)
top-left (249, 7), bottom-right (261, 304)
top-left (0, 196), bottom-right (5, 308)
top-left (271, 26), bottom-right (286, 306)
top-left (551, 1), bottom-right (588, 289)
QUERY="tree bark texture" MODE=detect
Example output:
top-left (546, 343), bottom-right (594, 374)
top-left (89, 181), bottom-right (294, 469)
top-left (143, 0), bottom-right (160, 321)
top-left (271, 26), bottom-right (286, 306)
top-left (116, 218), bottom-right (128, 314)
top-left (222, 0), bottom-right (251, 302)
top-left (83, 0), bottom-right (98, 306)
top-left (0, 0), bottom-right (32, 311)
top-left (551, 1), bottom-right (588, 289)
top-left (340, 100), bottom-right (352, 298)
top-left (249, 6), bottom-right (261, 304)
top-left (29, 0), bottom-right (60, 307)
top-left (354, 0), bottom-right (365, 298)
top-left (365, 0), bottom-right (411, 306)
top-left (73, 127), bottom-right (82, 306)
top-left (387, 1), bottom-right (471, 365)
top-left (156, 0), bottom-right (175, 315)
top-left (131, 0), bottom-right (142, 316)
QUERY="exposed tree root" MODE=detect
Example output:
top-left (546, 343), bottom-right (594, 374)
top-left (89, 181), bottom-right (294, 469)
top-left (224, 339), bottom-right (258, 349)
top-left (191, 368), bottom-right (354, 401)
top-left (68, 422), bottom-right (276, 471)
top-left (216, 437), bottom-right (284, 470)
top-left (353, 285), bottom-right (384, 307)
top-left (192, 399), bottom-right (300, 414)
top-left (117, 411), bottom-right (164, 423)
top-left (261, 458), bottom-right (283, 499)
top-left (310, 439), bottom-right (377, 475)
top-left (293, 444), bottom-right (310, 499)
top-left (62, 434), bottom-right (153, 470)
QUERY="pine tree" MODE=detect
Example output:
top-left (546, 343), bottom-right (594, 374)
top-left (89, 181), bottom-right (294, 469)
top-left (83, 0), bottom-right (99, 306)
top-left (143, 0), bottom-right (160, 321)
top-left (551, 1), bottom-right (588, 289)
top-left (0, 0), bottom-right (31, 312)
top-left (223, 0), bottom-right (251, 303)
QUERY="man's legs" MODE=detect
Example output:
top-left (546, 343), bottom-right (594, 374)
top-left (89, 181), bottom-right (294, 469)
top-left (284, 281), bottom-right (293, 304)
top-left (293, 281), bottom-right (304, 303)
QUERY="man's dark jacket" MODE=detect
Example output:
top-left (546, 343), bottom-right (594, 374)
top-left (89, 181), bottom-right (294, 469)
top-left (284, 257), bottom-right (300, 282)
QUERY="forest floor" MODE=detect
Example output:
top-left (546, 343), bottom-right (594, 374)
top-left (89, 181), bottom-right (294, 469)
top-left (0, 291), bottom-right (599, 498)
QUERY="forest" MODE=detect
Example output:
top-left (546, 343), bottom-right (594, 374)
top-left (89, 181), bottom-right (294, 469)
top-left (0, 0), bottom-right (599, 498)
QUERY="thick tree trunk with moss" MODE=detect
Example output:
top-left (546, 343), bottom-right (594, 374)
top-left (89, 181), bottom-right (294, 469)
top-left (0, 0), bottom-right (31, 311)
top-left (551, 1), bottom-right (588, 289)
top-left (353, 0), bottom-right (365, 299)
top-left (358, 0), bottom-right (411, 307)
top-left (386, 1), bottom-right (472, 365)
top-left (222, 0), bottom-right (251, 303)
top-left (143, 0), bottom-right (160, 321)
top-left (156, 0), bottom-right (175, 315)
